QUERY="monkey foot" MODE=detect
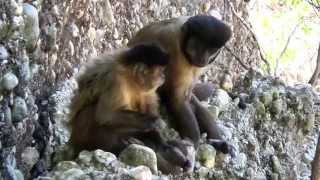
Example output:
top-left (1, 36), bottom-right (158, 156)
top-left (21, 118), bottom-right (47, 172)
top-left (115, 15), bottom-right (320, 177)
top-left (207, 139), bottom-right (236, 157)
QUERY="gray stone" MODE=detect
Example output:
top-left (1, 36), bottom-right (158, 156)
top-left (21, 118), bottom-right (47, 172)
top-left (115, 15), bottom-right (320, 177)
top-left (19, 61), bottom-right (31, 82)
top-left (270, 99), bottom-right (282, 116)
top-left (103, 0), bottom-right (115, 24)
top-left (260, 91), bottom-right (273, 107)
top-left (270, 173), bottom-right (279, 180)
top-left (303, 113), bottom-right (315, 133)
top-left (119, 144), bottom-right (158, 173)
top-left (21, 147), bottom-right (40, 171)
top-left (213, 89), bottom-right (231, 108)
top-left (92, 149), bottom-right (117, 170)
top-left (12, 97), bottom-right (28, 122)
top-left (53, 168), bottom-right (87, 180)
top-left (23, 3), bottom-right (40, 51)
top-left (77, 150), bottom-right (93, 166)
top-left (0, 45), bottom-right (9, 60)
top-left (34, 177), bottom-right (53, 180)
top-left (271, 155), bottom-right (281, 173)
top-left (14, 169), bottom-right (24, 180)
top-left (128, 166), bottom-right (153, 180)
top-left (1, 72), bottom-right (19, 91)
top-left (55, 161), bottom-right (80, 172)
top-left (196, 144), bottom-right (216, 168)
top-left (4, 106), bottom-right (12, 123)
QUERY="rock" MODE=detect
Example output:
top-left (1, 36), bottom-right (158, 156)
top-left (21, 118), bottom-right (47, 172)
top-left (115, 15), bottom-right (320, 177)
top-left (14, 169), bottom-right (24, 180)
top-left (34, 177), bottom-right (53, 180)
top-left (119, 144), bottom-right (158, 173)
top-left (254, 99), bottom-right (266, 117)
top-left (19, 61), bottom-right (31, 82)
top-left (53, 168), bottom-right (88, 180)
top-left (260, 91), bottom-right (273, 107)
top-left (302, 152), bottom-right (313, 164)
top-left (232, 153), bottom-right (247, 176)
top-left (55, 161), bottom-right (80, 172)
top-left (197, 166), bottom-right (210, 178)
top-left (12, 97), bottom-right (28, 122)
top-left (9, 0), bottom-right (23, 15)
top-left (92, 149), bottom-right (117, 170)
top-left (103, 0), bottom-right (115, 24)
top-left (4, 105), bottom-right (12, 123)
top-left (209, 9), bottom-right (222, 20)
top-left (52, 145), bottom-right (75, 165)
top-left (69, 23), bottom-right (79, 37)
top-left (303, 113), bottom-right (315, 133)
top-left (0, 45), bottom-right (9, 60)
top-left (270, 99), bottom-right (282, 116)
top-left (87, 171), bottom-right (107, 180)
top-left (270, 173), bottom-right (279, 180)
top-left (271, 155), bottom-right (281, 173)
top-left (77, 150), bottom-right (93, 166)
top-left (21, 147), bottom-right (40, 171)
top-left (213, 89), bottom-right (231, 108)
top-left (23, 3), bottom-right (40, 51)
top-left (128, 166), bottom-right (152, 180)
top-left (1, 72), bottom-right (19, 91)
top-left (196, 144), bottom-right (216, 168)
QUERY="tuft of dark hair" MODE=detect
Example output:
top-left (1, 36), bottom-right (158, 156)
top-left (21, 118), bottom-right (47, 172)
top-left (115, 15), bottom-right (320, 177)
top-left (182, 15), bottom-right (232, 48)
top-left (123, 44), bottom-right (169, 67)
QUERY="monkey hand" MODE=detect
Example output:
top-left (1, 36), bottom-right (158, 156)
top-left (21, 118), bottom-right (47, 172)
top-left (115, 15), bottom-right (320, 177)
top-left (207, 139), bottom-right (236, 158)
top-left (143, 117), bottom-right (166, 132)
top-left (164, 140), bottom-right (194, 172)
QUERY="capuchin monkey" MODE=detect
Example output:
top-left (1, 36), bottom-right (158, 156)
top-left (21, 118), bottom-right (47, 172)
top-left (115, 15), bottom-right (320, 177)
top-left (69, 44), bottom-right (193, 173)
top-left (128, 15), bottom-right (235, 155)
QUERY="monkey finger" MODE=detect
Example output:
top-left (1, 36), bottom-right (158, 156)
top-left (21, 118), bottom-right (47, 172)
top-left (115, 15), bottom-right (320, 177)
top-left (207, 139), bottom-right (236, 158)
top-left (122, 137), bottom-right (145, 146)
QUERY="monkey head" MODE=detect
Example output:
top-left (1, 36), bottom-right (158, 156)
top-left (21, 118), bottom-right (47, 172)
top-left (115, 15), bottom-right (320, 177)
top-left (181, 15), bottom-right (232, 67)
top-left (122, 44), bottom-right (169, 91)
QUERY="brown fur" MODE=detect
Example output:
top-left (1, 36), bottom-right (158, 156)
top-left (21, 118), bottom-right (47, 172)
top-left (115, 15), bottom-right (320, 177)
top-left (68, 47), bottom-right (193, 173)
top-left (128, 16), bottom-right (235, 155)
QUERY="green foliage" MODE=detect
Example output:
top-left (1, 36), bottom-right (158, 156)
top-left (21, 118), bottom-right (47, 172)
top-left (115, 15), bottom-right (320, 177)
top-left (250, 0), bottom-right (319, 74)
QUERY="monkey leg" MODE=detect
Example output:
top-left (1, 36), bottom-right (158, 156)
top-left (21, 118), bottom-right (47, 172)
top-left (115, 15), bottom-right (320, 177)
top-left (97, 110), bottom-right (162, 131)
top-left (190, 94), bottom-right (235, 156)
top-left (160, 91), bottom-right (201, 148)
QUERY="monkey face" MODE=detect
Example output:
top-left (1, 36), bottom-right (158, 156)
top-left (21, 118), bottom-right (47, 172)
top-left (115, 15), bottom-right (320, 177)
top-left (184, 36), bottom-right (221, 67)
top-left (136, 65), bottom-right (166, 91)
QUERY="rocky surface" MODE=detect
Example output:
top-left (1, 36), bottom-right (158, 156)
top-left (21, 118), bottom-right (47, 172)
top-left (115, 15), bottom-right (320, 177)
top-left (37, 71), bottom-right (319, 180)
top-left (0, 0), bottom-right (316, 179)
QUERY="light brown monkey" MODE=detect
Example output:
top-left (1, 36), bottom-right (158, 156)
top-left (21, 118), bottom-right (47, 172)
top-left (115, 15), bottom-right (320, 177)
top-left (69, 44), bottom-right (192, 173)
top-left (128, 15), bottom-right (235, 155)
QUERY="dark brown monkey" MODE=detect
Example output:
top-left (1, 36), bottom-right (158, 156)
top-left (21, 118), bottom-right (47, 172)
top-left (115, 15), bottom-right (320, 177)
top-left (128, 15), bottom-right (234, 154)
top-left (69, 44), bottom-right (192, 173)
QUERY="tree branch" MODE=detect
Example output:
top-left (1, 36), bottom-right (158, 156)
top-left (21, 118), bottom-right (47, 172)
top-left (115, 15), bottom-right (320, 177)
top-left (274, 22), bottom-right (301, 76)
top-left (308, 42), bottom-right (320, 86)
top-left (225, 0), bottom-right (271, 74)
top-left (224, 46), bottom-right (249, 70)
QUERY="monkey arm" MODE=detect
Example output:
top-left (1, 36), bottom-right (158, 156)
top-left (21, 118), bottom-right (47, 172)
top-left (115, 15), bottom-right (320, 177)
top-left (190, 94), bottom-right (222, 140)
top-left (160, 91), bottom-right (201, 147)
top-left (190, 94), bottom-right (236, 156)
top-left (95, 109), bottom-right (161, 131)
